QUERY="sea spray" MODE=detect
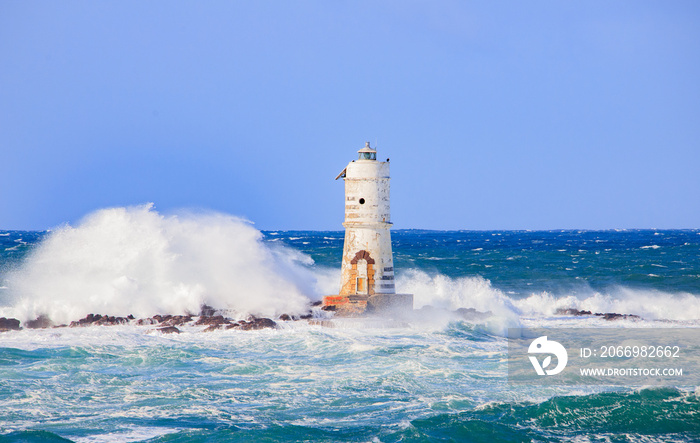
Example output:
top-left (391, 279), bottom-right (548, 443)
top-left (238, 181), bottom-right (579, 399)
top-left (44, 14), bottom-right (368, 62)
top-left (1, 227), bottom-right (700, 441)
top-left (512, 287), bottom-right (700, 321)
top-left (2, 204), bottom-right (322, 324)
top-left (396, 269), bottom-right (523, 335)
top-left (3, 223), bottom-right (699, 326)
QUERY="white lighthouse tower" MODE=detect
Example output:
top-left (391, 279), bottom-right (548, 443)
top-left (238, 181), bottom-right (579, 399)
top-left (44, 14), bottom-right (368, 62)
top-left (323, 142), bottom-right (413, 315)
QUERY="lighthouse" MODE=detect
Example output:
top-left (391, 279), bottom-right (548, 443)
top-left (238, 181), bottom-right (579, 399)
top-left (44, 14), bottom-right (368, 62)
top-left (323, 142), bottom-right (413, 315)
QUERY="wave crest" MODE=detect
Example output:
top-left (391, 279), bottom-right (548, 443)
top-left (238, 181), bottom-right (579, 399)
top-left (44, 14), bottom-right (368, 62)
top-left (2, 204), bottom-right (319, 323)
top-left (396, 269), bottom-right (700, 323)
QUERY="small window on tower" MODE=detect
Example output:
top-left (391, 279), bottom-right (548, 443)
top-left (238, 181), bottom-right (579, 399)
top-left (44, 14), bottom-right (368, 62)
top-left (359, 198), bottom-right (365, 204)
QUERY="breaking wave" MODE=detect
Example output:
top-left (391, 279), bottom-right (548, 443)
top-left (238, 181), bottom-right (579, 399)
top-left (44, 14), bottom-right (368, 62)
top-left (514, 287), bottom-right (700, 321)
top-left (396, 269), bottom-right (700, 323)
top-left (2, 204), bottom-right (322, 324)
top-left (2, 208), bottom-right (699, 327)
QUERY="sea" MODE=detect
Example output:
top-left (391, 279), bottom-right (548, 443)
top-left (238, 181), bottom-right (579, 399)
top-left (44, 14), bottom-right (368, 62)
top-left (1, 205), bottom-right (699, 442)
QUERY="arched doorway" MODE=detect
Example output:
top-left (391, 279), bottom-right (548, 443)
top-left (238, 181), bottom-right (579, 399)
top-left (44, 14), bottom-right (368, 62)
top-left (350, 250), bottom-right (375, 295)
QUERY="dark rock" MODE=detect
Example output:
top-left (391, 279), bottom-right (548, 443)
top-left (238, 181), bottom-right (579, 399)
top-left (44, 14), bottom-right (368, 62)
top-left (100, 316), bottom-right (130, 326)
top-left (142, 315), bottom-right (192, 326)
top-left (0, 317), bottom-right (21, 331)
top-left (279, 314), bottom-right (292, 321)
top-left (160, 315), bottom-right (193, 326)
top-left (595, 312), bottom-right (642, 321)
top-left (200, 304), bottom-right (217, 317)
top-left (554, 308), bottom-right (641, 320)
top-left (225, 323), bottom-right (241, 330)
top-left (555, 308), bottom-right (593, 316)
top-left (70, 313), bottom-right (101, 327)
top-left (321, 305), bottom-right (336, 311)
top-left (26, 315), bottom-right (54, 329)
top-left (157, 326), bottom-right (180, 334)
top-left (311, 300), bottom-right (323, 307)
top-left (299, 313), bottom-right (313, 319)
top-left (194, 315), bottom-right (231, 326)
top-left (454, 307), bottom-right (491, 321)
top-left (70, 314), bottom-right (130, 327)
top-left (238, 317), bottom-right (277, 331)
top-left (203, 324), bottom-right (222, 332)
top-left (94, 315), bottom-right (129, 326)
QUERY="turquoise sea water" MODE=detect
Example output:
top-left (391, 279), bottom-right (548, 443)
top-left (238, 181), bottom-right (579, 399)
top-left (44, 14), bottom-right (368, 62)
top-left (1, 219), bottom-right (699, 442)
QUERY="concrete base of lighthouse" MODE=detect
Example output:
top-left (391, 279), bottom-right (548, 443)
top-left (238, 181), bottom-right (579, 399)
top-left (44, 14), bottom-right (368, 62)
top-left (367, 293), bottom-right (413, 313)
top-left (322, 293), bottom-right (413, 317)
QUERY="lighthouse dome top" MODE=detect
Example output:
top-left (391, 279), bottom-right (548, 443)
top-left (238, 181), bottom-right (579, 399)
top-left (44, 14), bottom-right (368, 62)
top-left (357, 142), bottom-right (377, 161)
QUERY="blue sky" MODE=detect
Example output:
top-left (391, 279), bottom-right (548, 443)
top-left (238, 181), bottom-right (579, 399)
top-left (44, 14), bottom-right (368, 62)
top-left (1, 1), bottom-right (699, 230)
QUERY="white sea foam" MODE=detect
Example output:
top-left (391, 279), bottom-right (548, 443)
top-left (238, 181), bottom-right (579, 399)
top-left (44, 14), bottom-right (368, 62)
top-left (73, 427), bottom-right (181, 443)
top-left (4, 210), bottom-right (698, 328)
top-left (513, 287), bottom-right (700, 321)
top-left (396, 269), bottom-right (700, 324)
top-left (1, 204), bottom-right (321, 324)
top-left (396, 269), bottom-right (522, 335)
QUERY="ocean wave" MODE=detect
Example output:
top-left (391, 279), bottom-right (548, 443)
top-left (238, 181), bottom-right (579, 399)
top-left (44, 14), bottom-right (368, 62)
top-left (395, 269), bottom-right (522, 335)
top-left (397, 388), bottom-right (700, 442)
top-left (1, 204), bottom-right (321, 324)
top-left (514, 287), bottom-right (700, 321)
top-left (395, 269), bottom-right (700, 323)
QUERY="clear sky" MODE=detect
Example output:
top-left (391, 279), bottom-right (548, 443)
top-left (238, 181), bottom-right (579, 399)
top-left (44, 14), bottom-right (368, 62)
top-left (1, 1), bottom-right (699, 231)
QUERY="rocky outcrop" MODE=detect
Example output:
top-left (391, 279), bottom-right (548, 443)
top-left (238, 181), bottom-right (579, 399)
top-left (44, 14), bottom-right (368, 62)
top-left (0, 317), bottom-right (21, 332)
top-left (25, 315), bottom-right (54, 329)
top-left (157, 326), bottom-right (180, 334)
top-left (555, 308), bottom-right (593, 316)
top-left (194, 315), bottom-right (231, 327)
top-left (238, 317), bottom-right (277, 330)
top-left (198, 315), bottom-right (277, 331)
top-left (454, 307), bottom-right (492, 321)
top-left (136, 315), bottom-right (192, 326)
top-left (159, 315), bottom-right (193, 326)
top-left (199, 304), bottom-right (217, 317)
top-left (596, 312), bottom-right (641, 321)
top-left (555, 308), bottom-right (641, 321)
top-left (13, 309), bottom-right (282, 334)
top-left (69, 314), bottom-right (134, 327)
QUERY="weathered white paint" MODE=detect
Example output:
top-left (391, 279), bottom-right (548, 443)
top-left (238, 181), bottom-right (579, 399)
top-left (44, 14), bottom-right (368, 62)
top-left (339, 142), bottom-right (396, 296)
top-left (323, 142), bottom-right (412, 315)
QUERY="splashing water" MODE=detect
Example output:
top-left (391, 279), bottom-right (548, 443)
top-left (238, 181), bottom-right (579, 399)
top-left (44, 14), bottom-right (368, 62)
top-left (2, 214), bottom-right (700, 328)
top-left (2, 204), bottom-right (321, 324)
top-left (1, 216), bottom-right (700, 442)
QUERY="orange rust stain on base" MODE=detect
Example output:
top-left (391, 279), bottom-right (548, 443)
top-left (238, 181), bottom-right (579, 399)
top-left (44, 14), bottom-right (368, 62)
top-left (323, 295), bottom-right (368, 316)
